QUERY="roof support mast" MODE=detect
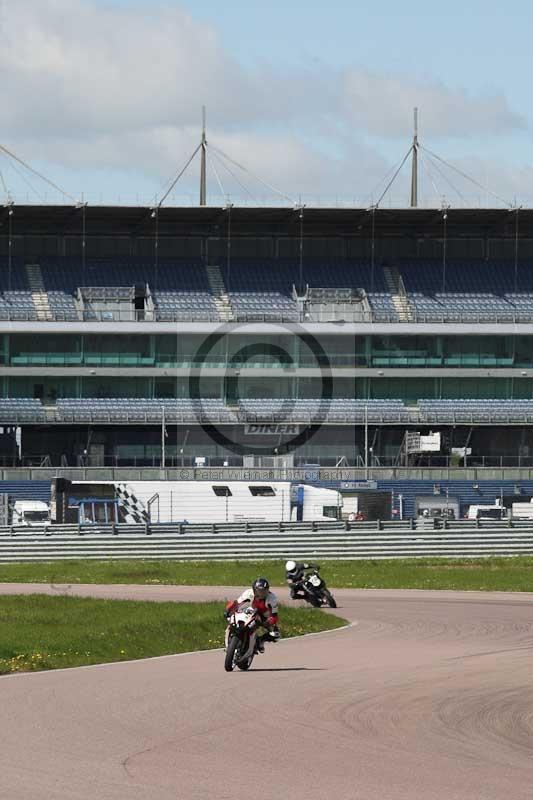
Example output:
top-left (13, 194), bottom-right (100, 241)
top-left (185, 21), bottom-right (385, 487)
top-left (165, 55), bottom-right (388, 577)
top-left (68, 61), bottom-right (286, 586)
top-left (410, 107), bottom-right (418, 208)
top-left (200, 106), bottom-right (207, 206)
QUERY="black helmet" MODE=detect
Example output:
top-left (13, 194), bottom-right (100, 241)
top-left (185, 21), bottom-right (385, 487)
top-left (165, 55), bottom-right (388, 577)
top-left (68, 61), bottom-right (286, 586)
top-left (252, 577), bottom-right (270, 599)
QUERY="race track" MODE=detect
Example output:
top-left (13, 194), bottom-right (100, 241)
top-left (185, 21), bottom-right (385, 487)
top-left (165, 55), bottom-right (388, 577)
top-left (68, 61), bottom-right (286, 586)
top-left (1, 584), bottom-right (532, 799)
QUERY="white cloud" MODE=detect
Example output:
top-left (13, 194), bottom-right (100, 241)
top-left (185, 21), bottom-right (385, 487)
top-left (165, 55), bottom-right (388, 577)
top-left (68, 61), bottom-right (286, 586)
top-left (0, 0), bottom-right (528, 204)
top-left (0, 0), bottom-right (250, 133)
top-left (342, 71), bottom-right (526, 139)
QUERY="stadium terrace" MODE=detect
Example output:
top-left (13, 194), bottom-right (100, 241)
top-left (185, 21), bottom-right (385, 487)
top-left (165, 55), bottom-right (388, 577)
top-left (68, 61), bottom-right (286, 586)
top-left (0, 202), bottom-right (533, 517)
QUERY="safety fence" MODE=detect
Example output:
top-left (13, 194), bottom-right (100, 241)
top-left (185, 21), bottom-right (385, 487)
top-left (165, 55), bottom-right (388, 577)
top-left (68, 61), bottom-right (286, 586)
top-left (1, 519), bottom-right (533, 561)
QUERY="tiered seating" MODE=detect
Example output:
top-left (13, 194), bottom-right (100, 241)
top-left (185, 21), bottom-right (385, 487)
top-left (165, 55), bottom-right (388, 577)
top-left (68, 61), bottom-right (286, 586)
top-left (52, 397), bottom-right (411, 423)
top-left (7, 395), bottom-right (533, 426)
top-left (39, 257), bottom-right (219, 320)
top-left (47, 291), bottom-right (78, 320)
top-left (224, 260), bottom-right (298, 319)
top-left (55, 398), bottom-right (236, 422)
top-left (224, 259), bottom-right (397, 320)
top-left (505, 293), bottom-right (533, 319)
top-left (368, 292), bottom-right (398, 320)
top-left (401, 260), bottom-right (533, 321)
top-left (40, 258), bottom-right (154, 291)
top-left (0, 259), bottom-right (27, 290)
top-left (0, 399), bottom-right (46, 422)
top-left (239, 398), bottom-right (409, 422)
top-left (434, 293), bottom-right (513, 320)
top-left (0, 295), bottom-right (12, 318)
top-left (419, 399), bottom-right (533, 422)
top-left (230, 292), bottom-right (298, 320)
top-left (155, 291), bottom-right (218, 320)
top-left (4, 291), bottom-right (37, 320)
top-left (294, 260), bottom-right (398, 320)
top-left (297, 260), bottom-right (387, 290)
top-left (6, 254), bottom-right (533, 324)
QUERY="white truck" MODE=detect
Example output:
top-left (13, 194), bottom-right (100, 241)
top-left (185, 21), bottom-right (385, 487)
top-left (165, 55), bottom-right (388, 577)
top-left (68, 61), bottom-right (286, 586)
top-left (12, 500), bottom-right (51, 528)
top-left (511, 499), bottom-right (533, 520)
top-left (53, 479), bottom-right (342, 525)
top-left (466, 501), bottom-right (506, 521)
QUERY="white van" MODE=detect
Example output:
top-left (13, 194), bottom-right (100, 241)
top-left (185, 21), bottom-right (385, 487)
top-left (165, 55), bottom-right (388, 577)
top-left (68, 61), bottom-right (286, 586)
top-left (12, 500), bottom-right (51, 527)
top-left (466, 502), bottom-right (506, 521)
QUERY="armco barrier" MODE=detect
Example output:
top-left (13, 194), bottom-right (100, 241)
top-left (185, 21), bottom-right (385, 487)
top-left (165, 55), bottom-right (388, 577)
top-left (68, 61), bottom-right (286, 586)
top-left (1, 520), bottom-right (533, 561)
top-left (0, 520), bottom-right (406, 538)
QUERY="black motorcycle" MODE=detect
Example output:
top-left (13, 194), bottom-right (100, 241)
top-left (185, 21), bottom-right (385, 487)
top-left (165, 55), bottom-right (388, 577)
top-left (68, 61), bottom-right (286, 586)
top-left (291, 569), bottom-right (337, 608)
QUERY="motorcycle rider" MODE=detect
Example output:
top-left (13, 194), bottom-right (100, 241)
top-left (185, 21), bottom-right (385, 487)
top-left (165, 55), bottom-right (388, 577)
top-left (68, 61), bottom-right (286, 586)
top-left (224, 577), bottom-right (280, 654)
top-left (285, 560), bottom-right (320, 600)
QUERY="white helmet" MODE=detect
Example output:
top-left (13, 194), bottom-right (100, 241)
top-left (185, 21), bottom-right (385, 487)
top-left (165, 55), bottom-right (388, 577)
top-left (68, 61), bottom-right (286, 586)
top-left (285, 560), bottom-right (297, 572)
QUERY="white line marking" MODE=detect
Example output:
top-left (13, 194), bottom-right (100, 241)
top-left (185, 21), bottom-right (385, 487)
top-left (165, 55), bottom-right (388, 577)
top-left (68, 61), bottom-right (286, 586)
top-left (1, 619), bottom-right (358, 680)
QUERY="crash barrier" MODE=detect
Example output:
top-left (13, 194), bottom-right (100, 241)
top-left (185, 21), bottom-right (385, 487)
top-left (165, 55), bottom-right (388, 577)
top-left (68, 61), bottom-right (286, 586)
top-left (2, 519), bottom-right (533, 561)
top-left (1, 518), bottom-right (532, 537)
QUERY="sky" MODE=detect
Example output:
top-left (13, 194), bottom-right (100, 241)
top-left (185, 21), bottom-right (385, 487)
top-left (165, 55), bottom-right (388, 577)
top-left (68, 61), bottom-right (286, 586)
top-left (0, 0), bottom-right (531, 207)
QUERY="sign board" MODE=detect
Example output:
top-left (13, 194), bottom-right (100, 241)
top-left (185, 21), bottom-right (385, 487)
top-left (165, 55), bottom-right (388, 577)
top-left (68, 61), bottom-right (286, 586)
top-left (244, 424), bottom-right (299, 436)
top-left (419, 432), bottom-right (441, 452)
top-left (451, 447), bottom-right (472, 457)
top-left (406, 431), bottom-right (441, 453)
top-left (341, 481), bottom-right (378, 490)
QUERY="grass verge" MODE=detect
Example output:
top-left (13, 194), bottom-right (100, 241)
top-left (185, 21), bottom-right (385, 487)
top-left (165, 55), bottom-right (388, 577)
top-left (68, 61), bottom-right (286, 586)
top-left (0, 557), bottom-right (533, 592)
top-left (0, 595), bottom-right (346, 676)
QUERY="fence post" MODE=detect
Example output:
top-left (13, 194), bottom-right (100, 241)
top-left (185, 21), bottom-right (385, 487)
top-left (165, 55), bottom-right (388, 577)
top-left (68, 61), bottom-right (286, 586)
top-left (178, 523), bottom-right (184, 535)
top-left (409, 517), bottom-right (414, 530)
top-left (377, 519), bottom-right (383, 530)
top-left (145, 523), bottom-right (151, 536)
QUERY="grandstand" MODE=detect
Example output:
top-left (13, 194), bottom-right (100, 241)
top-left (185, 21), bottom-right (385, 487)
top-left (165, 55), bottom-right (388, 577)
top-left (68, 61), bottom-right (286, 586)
top-left (2, 204), bottom-right (533, 474)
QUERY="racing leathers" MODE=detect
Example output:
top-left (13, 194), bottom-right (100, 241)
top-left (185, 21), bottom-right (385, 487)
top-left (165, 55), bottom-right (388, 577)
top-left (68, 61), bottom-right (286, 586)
top-left (286, 562), bottom-right (319, 599)
top-left (225, 588), bottom-right (280, 652)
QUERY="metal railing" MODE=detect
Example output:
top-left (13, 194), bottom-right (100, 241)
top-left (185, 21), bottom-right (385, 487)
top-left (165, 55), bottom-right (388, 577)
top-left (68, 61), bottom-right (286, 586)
top-left (4, 407), bottom-right (533, 427)
top-left (1, 307), bottom-right (532, 325)
top-left (6, 353), bottom-right (533, 369)
top-left (0, 517), bottom-right (531, 536)
top-left (1, 519), bottom-right (533, 562)
top-left (5, 464), bottom-right (533, 480)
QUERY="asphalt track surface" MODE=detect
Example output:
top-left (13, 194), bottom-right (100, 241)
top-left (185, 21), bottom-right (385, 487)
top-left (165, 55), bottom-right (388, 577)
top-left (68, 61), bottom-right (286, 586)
top-left (1, 584), bottom-right (533, 799)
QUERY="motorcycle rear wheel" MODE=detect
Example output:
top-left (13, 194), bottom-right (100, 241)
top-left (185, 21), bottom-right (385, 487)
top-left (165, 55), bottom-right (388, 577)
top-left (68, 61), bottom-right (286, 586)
top-left (224, 635), bottom-right (239, 672)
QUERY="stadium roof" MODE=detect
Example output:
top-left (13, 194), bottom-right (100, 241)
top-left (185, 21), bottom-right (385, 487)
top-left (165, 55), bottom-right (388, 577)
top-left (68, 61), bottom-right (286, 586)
top-left (0, 204), bottom-right (531, 238)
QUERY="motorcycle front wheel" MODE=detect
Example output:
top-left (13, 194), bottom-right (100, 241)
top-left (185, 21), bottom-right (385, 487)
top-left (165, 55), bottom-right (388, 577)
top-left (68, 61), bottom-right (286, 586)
top-left (323, 589), bottom-right (337, 608)
top-left (224, 635), bottom-right (239, 672)
top-left (237, 655), bottom-right (254, 670)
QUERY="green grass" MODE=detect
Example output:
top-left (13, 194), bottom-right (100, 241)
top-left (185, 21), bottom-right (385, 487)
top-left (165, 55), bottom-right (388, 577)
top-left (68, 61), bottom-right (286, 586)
top-left (1, 557), bottom-right (533, 592)
top-left (0, 595), bottom-right (346, 675)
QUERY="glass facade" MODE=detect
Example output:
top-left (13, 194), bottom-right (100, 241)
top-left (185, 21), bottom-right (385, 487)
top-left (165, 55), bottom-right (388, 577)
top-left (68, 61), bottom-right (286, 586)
top-left (4, 333), bottom-right (533, 402)
top-left (7, 333), bottom-right (533, 370)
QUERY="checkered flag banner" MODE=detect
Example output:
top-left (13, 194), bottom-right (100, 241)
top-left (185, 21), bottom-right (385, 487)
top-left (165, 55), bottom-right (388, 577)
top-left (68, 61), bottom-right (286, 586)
top-left (115, 483), bottom-right (149, 524)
